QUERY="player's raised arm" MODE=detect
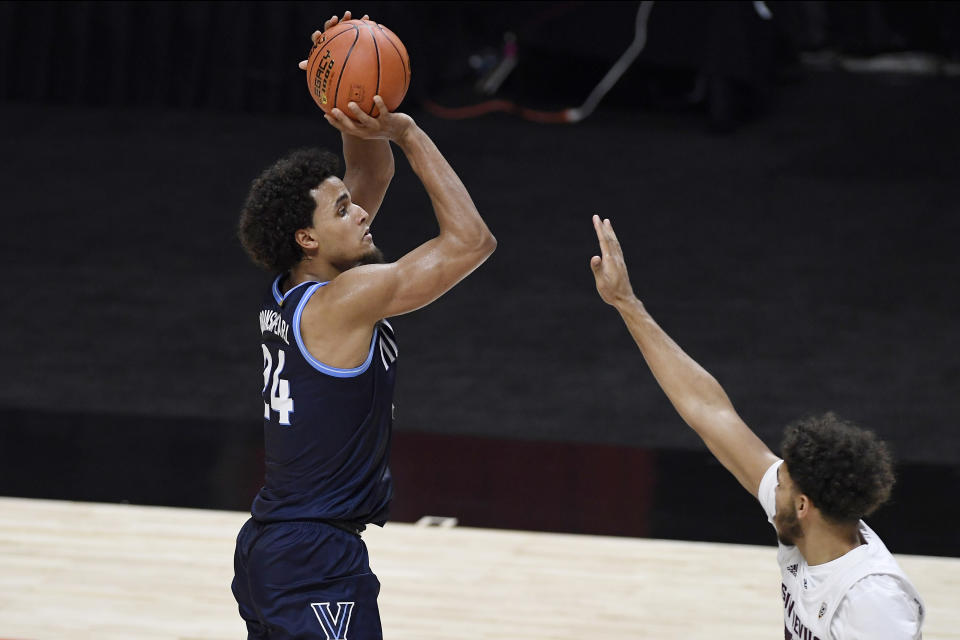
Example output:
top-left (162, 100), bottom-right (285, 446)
top-left (323, 97), bottom-right (497, 321)
top-left (339, 126), bottom-right (394, 223)
top-left (299, 13), bottom-right (395, 221)
top-left (590, 215), bottom-right (777, 496)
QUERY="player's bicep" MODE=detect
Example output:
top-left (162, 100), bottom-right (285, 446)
top-left (330, 235), bottom-right (492, 321)
top-left (382, 235), bottom-right (493, 316)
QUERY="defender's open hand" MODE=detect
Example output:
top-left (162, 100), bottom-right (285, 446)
top-left (590, 215), bottom-right (636, 307)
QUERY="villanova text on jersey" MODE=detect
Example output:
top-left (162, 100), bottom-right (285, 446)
top-left (253, 275), bottom-right (399, 526)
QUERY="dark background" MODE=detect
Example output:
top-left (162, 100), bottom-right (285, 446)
top-left (1, 1), bottom-right (958, 556)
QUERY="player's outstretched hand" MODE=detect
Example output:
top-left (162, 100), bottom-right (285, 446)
top-left (590, 215), bottom-right (637, 308)
top-left (297, 11), bottom-right (369, 71)
top-left (325, 96), bottom-right (415, 143)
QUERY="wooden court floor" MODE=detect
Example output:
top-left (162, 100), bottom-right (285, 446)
top-left (0, 497), bottom-right (956, 639)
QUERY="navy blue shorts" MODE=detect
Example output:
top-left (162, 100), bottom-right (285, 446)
top-left (232, 518), bottom-right (382, 639)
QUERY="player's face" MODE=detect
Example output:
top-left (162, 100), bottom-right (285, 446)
top-left (309, 176), bottom-right (383, 269)
top-left (773, 463), bottom-right (804, 545)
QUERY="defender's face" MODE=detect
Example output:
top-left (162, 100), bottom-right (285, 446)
top-left (308, 176), bottom-right (378, 269)
top-left (773, 463), bottom-right (803, 545)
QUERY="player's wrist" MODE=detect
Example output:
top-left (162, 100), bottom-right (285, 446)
top-left (391, 120), bottom-right (421, 149)
top-left (612, 292), bottom-right (643, 314)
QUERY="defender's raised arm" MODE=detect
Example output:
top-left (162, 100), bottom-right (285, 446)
top-left (590, 215), bottom-right (776, 495)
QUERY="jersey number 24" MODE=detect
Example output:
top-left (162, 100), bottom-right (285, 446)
top-left (262, 345), bottom-right (293, 425)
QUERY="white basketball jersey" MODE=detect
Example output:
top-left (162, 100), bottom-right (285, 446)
top-left (759, 460), bottom-right (925, 640)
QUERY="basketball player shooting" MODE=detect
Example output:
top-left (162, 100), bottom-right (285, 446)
top-left (589, 216), bottom-right (924, 639)
top-left (230, 12), bottom-right (496, 639)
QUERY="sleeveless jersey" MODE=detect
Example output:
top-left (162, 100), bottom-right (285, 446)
top-left (759, 461), bottom-right (925, 640)
top-left (250, 275), bottom-right (398, 526)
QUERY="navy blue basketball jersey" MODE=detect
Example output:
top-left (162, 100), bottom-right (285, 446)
top-left (251, 275), bottom-right (398, 526)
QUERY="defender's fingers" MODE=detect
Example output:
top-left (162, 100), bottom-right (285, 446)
top-left (602, 218), bottom-right (623, 256)
top-left (590, 255), bottom-right (602, 273)
top-left (593, 215), bottom-right (611, 258)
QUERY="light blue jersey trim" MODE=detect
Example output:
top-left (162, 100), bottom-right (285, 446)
top-left (271, 275), bottom-right (320, 305)
top-left (293, 282), bottom-right (376, 377)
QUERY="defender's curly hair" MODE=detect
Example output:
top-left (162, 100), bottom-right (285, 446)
top-left (782, 412), bottom-right (895, 523)
top-left (238, 148), bottom-right (340, 273)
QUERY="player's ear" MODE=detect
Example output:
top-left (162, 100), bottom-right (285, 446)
top-left (295, 227), bottom-right (319, 251)
top-left (795, 494), bottom-right (810, 519)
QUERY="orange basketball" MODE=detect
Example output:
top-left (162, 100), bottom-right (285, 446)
top-left (306, 19), bottom-right (411, 117)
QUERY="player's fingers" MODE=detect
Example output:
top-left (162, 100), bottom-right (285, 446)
top-left (324, 112), bottom-right (341, 128)
top-left (372, 95), bottom-right (389, 116)
top-left (311, 29), bottom-right (323, 43)
top-left (323, 15), bottom-right (337, 31)
top-left (346, 101), bottom-right (376, 125)
top-left (326, 117), bottom-right (355, 136)
top-left (331, 107), bottom-right (356, 126)
top-left (298, 60), bottom-right (308, 70)
top-left (361, 14), bottom-right (370, 21)
top-left (590, 255), bottom-right (602, 273)
top-left (328, 108), bottom-right (360, 134)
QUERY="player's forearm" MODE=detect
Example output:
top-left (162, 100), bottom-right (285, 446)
top-left (342, 133), bottom-right (394, 220)
top-left (614, 296), bottom-right (737, 437)
top-left (395, 125), bottom-right (495, 250)
top-left (342, 132), bottom-right (394, 183)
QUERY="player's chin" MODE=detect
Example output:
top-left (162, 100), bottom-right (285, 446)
top-left (357, 246), bottom-right (386, 266)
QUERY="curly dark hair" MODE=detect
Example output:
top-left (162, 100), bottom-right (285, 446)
top-left (238, 148), bottom-right (340, 273)
top-left (781, 412), bottom-right (895, 524)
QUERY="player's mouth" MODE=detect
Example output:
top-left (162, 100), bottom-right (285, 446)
top-left (362, 226), bottom-right (372, 241)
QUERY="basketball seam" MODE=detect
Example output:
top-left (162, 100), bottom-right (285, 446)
top-left (310, 27), bottom-right (355, 103)
top-left (374, 24), bottom-right (409, 96)
top-left (368, 23), bottom-right (381, 116)
top-left (333, 26), bottom-right (360, 113)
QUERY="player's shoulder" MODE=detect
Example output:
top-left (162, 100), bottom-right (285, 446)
top-left (834, 574), bottom-right (922, 638)
top-left (309, 264), bottom-right (398, 318)
top-left (299, 264), bottom-right (396, 332)
top-left (850, 573), bottom-right (914, 599)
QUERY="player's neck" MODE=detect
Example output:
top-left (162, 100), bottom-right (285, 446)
top-left (798, 521), bottom-right (863, 566)
top-left (286, 260), bottom-right (343, 291)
